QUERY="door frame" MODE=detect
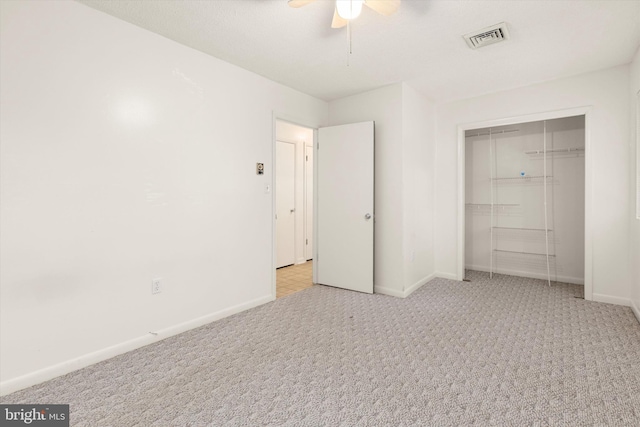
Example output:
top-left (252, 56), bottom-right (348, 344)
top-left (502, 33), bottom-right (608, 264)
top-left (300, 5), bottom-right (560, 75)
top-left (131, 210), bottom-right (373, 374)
top-left (456, 106), bottom-right (593, 301)
top-left (271, 113), bottom-right (318, 300)
top-left (304, 143), bottom-right (314, 262)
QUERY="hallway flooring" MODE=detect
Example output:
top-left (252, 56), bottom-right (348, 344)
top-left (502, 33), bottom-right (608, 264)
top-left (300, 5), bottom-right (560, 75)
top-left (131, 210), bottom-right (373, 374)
top-left (276, 261), bottom-right (313, 298)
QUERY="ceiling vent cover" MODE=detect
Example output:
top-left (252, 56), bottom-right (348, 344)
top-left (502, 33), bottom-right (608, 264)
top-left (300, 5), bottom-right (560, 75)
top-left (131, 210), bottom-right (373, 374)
top-left (463, 22), bottom-right (510, 49)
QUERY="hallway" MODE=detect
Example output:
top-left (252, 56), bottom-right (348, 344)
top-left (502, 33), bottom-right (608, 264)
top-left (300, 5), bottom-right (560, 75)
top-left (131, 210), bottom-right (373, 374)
top-left (276, 261), bottom-right (313, 298)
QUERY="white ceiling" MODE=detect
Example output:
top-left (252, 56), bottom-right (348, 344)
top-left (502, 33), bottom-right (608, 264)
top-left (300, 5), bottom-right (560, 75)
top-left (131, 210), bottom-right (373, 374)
top-left (78, 0), bottom-right (640, 103)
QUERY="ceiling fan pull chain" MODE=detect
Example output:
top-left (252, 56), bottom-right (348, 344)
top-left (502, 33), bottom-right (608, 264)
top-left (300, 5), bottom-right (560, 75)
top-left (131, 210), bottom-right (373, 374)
top-left (347, 21), bottom-right (351, 67)
top-left (347, 20), bottom-right (352, 66)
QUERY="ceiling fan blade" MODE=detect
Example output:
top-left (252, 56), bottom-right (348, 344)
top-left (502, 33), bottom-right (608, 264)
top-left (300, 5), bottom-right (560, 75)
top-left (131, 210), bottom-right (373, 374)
top-left (288, 0), bottom-right (316, 8)
top-left (331, 9), bottom-right (348, 28)
top-left (364, 0), bottom-right (400, 16)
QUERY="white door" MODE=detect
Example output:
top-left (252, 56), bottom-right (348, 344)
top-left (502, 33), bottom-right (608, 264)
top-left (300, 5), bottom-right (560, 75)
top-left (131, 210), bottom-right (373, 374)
top-left (276, 141), bottom-right (295, 268)
top-left (305, 145), bottom-right (314, 261)
top-left (316, 121), bottom-right (374, 293)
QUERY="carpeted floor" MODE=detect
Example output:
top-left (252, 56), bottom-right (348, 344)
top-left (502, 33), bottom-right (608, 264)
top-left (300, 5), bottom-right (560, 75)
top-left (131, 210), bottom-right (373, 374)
top-left (2, 271), bottom-right (640, 426)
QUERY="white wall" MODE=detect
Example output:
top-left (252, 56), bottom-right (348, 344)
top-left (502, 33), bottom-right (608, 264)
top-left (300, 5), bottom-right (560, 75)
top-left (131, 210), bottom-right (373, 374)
top-left (630, 47), bottom-right (640, 321)
top-left (275, 120), bottom-right (314, 265)
top-left (0, 0), bottom-right (328, 393)
top-left (328, 83), bottom-right (436, 296)
top-left (436, 66), bottom-right (631, 303)
top-left (402, 84), bottom-right (436, 292)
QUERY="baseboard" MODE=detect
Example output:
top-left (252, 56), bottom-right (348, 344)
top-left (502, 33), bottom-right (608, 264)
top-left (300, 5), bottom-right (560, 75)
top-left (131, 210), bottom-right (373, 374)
top-left (592, 293), bottom-right (631, 307)
top-left (404, 273), bottom-right (437, 297)
top-left (0, 294), bottom-right (274, 396)
top-left (374, 285), bottom-right (404, 298)
top-left (466, 264), bottom-right (584, 285)
top-left (435, 271), bottom-right (459, 281)
top-left (295, 258), bottom-right (307, 265)
top-left (375, 273), bottom-right (437, 299)
top-left (631, 299), bottom-right (640, 324)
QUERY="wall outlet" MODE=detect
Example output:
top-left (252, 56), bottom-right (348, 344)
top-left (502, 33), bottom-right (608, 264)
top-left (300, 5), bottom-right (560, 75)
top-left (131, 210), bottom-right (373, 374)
top-left (151, 278), bottom-right (162, 294)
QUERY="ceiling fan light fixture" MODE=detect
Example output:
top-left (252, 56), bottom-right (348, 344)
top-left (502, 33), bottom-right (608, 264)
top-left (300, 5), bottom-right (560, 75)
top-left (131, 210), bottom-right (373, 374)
top-left (336, 0), bottom-right (364, 20)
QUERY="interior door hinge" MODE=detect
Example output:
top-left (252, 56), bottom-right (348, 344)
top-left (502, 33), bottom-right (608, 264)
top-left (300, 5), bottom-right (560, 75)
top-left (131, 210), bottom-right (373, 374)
top-left (306, 155), bottom-right (308, 161)
top-left (306, 238), bottom-right (308, 244)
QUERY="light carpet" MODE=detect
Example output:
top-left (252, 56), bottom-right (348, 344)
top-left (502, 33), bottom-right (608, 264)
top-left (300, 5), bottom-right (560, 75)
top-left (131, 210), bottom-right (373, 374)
top-left (3, 271), bottom-right (640, 426)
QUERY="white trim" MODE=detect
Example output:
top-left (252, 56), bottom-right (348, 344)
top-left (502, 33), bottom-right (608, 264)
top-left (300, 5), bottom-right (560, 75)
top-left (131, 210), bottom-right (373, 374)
top-left (375, 273), bottom-right (437, 298)
top-left (274, 137), bottom-right (300, 145)
top-left (631, 299), bottom-right (640, 324)
top-left (374, 285), bottom-right (405, 298)
top-left (457, 127), bottom-right (466, 282)
top-left (583, 109), bottom-right (593, 301)
top-left (636, 90), bottom-right (640, 220)
top-left (0, 294), bottom-right (274, 396)
top-left (312, 129), bottom-right (319, 285)
top-left (436, 271), bottom-right (459, 281)
top-left (293, 140), bottom-right (298, 264)
top-left (271, 113), bottom-right (277, 299)
top-left (465, 264), bottom-right (584, 285)
top-left (592, 293), bottom-right (631, 307)
top-left (456, 106), bottom-right (594, 300)
top-left (304, 143), bottom-right (314, 262)
top-left (404, 273), bottom-right (437, 297)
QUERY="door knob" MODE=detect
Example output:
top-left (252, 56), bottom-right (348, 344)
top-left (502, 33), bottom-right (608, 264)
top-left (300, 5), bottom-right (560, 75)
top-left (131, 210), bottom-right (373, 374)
top-left (365, 213), bottom-right (372, 220)
top-left (290, 209), bottom-right (295, 213)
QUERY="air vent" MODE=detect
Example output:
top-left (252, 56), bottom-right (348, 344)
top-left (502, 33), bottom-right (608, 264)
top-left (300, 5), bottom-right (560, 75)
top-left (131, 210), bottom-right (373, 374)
top-left (463, 22), bottom-right (510, 49)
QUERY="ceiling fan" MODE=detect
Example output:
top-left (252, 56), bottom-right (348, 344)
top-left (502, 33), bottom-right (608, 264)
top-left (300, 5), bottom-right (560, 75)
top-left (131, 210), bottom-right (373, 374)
top-left (288, 0), bottom-right (400, 28)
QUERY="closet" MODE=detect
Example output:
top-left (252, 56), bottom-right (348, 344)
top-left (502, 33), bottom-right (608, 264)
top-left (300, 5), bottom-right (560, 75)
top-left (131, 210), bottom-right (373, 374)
top-left (464, 116), bottom-right (585, 285)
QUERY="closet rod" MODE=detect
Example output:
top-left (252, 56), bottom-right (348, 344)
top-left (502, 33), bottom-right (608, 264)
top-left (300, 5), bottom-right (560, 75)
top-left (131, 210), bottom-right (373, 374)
top-left (492, 227), bottom-right (553, 231)
top-left (490, 175), bottom-right (552, 181)
top-left (525, 147), bottom-right (584, 155)
top-left (465, 129), bottom-right (519, 138)
top-left (493, 249), bottom-right (556, 257)
top-left (466, 203), bottom-right (519, 206)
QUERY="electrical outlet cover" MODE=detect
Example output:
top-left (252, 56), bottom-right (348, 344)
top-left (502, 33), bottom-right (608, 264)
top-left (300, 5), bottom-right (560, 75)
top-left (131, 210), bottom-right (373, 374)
top-left (151, 278), bottom-right (162, 294)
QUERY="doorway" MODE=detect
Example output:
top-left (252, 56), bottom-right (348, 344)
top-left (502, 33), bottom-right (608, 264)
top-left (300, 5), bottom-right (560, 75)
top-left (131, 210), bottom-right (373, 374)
top-left (457, 107), bottom-right (593, 300)
top-left (272, 118), bottom-right (375, 299)
top-left (275, 120), bottom-right (314, 298)
top-left (464, 116), bottom-right (585, 286)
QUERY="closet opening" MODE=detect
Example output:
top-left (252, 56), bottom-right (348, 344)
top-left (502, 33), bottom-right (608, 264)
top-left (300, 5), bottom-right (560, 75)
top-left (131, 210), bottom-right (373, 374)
top-left (460, 112), bottom-right (590, 296)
